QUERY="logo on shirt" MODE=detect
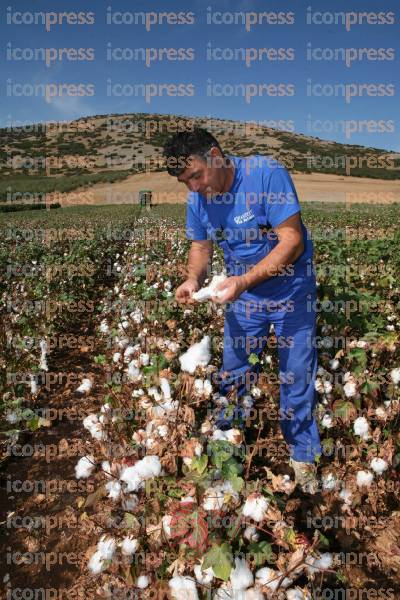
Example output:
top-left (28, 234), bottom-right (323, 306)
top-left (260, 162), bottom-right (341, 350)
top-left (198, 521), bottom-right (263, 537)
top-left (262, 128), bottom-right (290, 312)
top-left (234, 209), bottom-right (255, 225)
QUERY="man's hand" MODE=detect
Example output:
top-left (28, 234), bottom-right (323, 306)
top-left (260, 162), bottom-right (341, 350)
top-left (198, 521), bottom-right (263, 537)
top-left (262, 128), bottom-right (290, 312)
top-left (211, 276), bottom-right (247, 304)
top-left (175, 278), bottom-right (199, 305)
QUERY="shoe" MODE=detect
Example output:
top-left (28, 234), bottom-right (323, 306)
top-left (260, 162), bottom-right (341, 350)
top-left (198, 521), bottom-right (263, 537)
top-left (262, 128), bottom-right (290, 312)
top-left (289, 458), bottom-right (318, 494)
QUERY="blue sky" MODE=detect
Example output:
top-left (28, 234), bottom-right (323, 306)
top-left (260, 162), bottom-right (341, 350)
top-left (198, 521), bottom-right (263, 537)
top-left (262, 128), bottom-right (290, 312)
top-left (1, 0), bottom-right (399, 150)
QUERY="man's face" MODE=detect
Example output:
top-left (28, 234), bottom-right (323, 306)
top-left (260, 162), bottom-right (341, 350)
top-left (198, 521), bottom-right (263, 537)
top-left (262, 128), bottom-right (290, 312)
top-left (177, 148), bottom-right (225, 197)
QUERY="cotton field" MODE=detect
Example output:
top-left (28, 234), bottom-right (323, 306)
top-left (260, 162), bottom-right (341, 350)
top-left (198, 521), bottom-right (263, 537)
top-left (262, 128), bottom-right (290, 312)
top-left (1, 203), bottom-right (399, 597)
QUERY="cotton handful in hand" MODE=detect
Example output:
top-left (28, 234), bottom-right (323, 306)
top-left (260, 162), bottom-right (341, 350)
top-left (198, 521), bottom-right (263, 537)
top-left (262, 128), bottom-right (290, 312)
top-left (192, 273), bottom-right (227, 302)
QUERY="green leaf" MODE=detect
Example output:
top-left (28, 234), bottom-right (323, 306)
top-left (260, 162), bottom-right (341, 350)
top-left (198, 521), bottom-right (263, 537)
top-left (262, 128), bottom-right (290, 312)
top-left (202, 542), bottom-right (233, 581)
top-left (229, 474), bottom-right (244, 492)
top-left (248, 353), bottom-right (260, 366)
top-left (247, 540), bottom-right (274, 566)
top-left (94, 354), bottom-right (106, 365)
top-left (191, 454), bottom-right (208, 475)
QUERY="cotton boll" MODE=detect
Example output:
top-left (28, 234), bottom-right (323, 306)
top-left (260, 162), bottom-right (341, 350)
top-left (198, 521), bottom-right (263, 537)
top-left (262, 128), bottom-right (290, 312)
top-left (375, 406), bottom-right (387, 419)
top-left (322, 473), bottom-right (338, 492)
top-left (255, 567), bottom-right (291, 591)
top-left (106, 480), bottom-right (122, 500)
top-left (127, 360), bottom-right (141, 381)
top-left (120, 536), bottom-right (139, 556)
top-left (101, 461), bottom-right (111, 476)
top-left (29, 375), bottom-right (38, 395)
top-left (160, 378), bottom-right (171, 400)
top-left (356, 470), bottom-right (374, 488)
top-left (162, 515), bottom-right (172, 537)
top-left (179, 336), bottom-right (211, 374)
top-left (76, 378), bottom-right (93, 393)
top-left (169, 575), bottom-right (199, 600)
top-left (157, 424), bottom-right (168, 438)
top-left (306, 553), bottom-right (333, 575)
top-left (113, 352), bottom-right (121, 363)
top-left (353, 416), bottom-right (370, 440)
top-left (323, 381), bottom-right (333, 394)
top-left (83, 413), bottom-right (98, 430)
top-left (370, 457), bottom-right (388, 474)
top-left (315, 379), bottom-right (324, 394)
top-left (244, 525), bottom-right (260, 542)
top-left (139, 353), bottom-right (150, 366)
top-left (251, 386), bottom-right (261, 399)
top-left (242, 493), bottom-right (270, 522)
top-left (321, 414), bottom-right (333, 429)
top-left (120, 466), bottom-right (143, 492)
top-left (390, 367), bottom-right (400, 385)
top-left (203, 380), bottom-right (213, 396)
top-left (137, 575), bottom-right (150, 589)
top-left (167, 341), bottom-right (179, 353)
top-left (329, 359), bottom-right (340, 371)
top-left (124, 346), bottom-right (136, 360)
top-left (194, 563), bottom-right (214, 585)
top-left (148, 386), bottom-right (162, 402)
top-left (133, 455), bottom-right (162, 479)
top-left (339, 488), bottom-right (352, 505)
top-left (194, 379), bottom-right (204, 394)
top-left (97, 535), bottom-right (117, 561)
top-left (5, 409), bottom-right (20, 424)
top-left (100, 320), bottom-right (109, 334)
top-left (343, 376), bottom-right (357, 398)
top-left (75, 455), bottom-right (95, 479)
top-left (230, 557), bottom-right (254, 591)
top-left (202, 486), bottom-right (226, 512)
top-left (88, 550), bottom-right (105, 574)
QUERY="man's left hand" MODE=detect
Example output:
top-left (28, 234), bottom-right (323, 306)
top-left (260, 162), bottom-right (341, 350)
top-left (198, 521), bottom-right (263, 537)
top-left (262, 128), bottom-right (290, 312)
top-left (211, 276), bottom-right (247, 304)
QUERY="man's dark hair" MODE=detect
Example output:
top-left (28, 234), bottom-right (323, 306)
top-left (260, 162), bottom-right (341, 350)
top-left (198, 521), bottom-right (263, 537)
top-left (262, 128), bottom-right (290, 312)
top-left (163, 127), bottom-right (224, 176)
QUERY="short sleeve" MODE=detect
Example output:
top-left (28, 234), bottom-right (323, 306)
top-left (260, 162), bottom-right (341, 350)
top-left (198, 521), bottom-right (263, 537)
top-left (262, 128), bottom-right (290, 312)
top-left (262, 165), bottom-right (301, 228)
top-left (186, 193), bottom-right (208, 240)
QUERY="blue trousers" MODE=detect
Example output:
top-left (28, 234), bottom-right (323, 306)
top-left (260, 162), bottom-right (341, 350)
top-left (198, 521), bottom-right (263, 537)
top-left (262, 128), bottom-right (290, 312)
top-left (216, 272), bottom-right (322, 463)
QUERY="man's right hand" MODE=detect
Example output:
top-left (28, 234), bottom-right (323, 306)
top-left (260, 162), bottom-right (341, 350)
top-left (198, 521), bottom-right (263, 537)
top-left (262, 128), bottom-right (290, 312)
top-left (175, 278), bottom-right (199, 305)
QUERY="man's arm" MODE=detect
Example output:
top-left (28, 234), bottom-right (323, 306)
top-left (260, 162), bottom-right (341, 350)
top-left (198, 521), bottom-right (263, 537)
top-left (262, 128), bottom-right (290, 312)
top-left (212, 213), bottom-right (304, 303)
top-left (242, 213), bottom-right (304, 289)
top-left (176, 240), bottom-right (213, 304)
top-left (187, 240), bottom-right (214, 286)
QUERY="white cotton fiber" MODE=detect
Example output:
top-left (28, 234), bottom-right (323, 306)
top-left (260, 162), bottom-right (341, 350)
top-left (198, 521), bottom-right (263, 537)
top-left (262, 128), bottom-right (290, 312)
top-left (370, 457), bottom-right (388, 474)
top-left (106, 480), bottom-right (121, 500)
top-left (242, 494), bottom-right (269, 522)
top-left (353, 416), bottom-right (370, 440)
top-left (97, 535), bottom-right (117, 560)
top-left (356, 470), bottom-right (374, 488)
top-left (169, 575), bottom-right (199, 600)
top-left (75, 455), bottom-right (95, 479)
top-left (192, 274), bottom-right (227, 302)
top-left (120, 536), bottom-right (139, 556)
top-left (230, 557), bottom-right (254, 590)
top-left (179, 336), bottom-right (211, 374)
top-left (76, 378), bottom-right (93, 393)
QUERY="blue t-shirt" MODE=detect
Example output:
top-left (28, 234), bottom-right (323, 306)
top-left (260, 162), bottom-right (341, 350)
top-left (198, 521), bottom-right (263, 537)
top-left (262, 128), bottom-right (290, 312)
top-left (186, 154), bottom-right (313, 273)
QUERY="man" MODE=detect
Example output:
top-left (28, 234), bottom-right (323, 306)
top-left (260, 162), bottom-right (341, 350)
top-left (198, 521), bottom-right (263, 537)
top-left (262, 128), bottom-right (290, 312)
top-left (163, 127), bottom-right (321, 493)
